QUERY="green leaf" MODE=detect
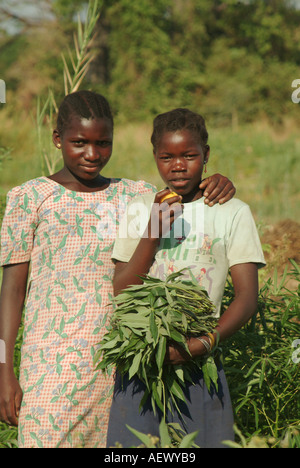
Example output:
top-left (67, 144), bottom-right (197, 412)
top-left (149, 310), bottom-right (158, 343)
top-left (159, 420), bottom-right (171, 447)
top-left (179, 430), bottom-right (199, 448)
top-left (125, 425), bottom-right (155, 448)
top-left (151, 381), bottom-right (164, 413)
top-left (170, 379), bottom-right (186, 402)
top-left (156, 336), bottom-right (167, 371)
top-left (128, 352), bottom-right (142, 380)
top-left (170, 329), bottom-right (185, 343)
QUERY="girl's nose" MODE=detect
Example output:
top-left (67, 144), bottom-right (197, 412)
top-left (84, 145), bottom-right (99, 161)
top-left (172, 157), bottom-right (187, 171)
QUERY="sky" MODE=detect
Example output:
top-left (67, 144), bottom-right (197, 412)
top-left (1, 0), bottom-right (300, 34)
top-left (0, 1), bottom-right (55, 34)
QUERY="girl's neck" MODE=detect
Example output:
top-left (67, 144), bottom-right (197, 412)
top-left (181, 187), bottom-right (203, 204)
top-left (47, 169), bottom-right (110, 193)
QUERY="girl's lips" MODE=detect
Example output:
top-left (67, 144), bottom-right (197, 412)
top-left (170, 179), bottom-right (190, 188)
top-left (80, 164), bottom-right (101, 173)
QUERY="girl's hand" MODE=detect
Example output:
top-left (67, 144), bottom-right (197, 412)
top-left (148, 189), bottom-right (183, 239)
top-left (0, 368), bottom-right (23, 426)
top-left (165, 337), bottom-right (209, 365)
top-left (199, 174), bottom-right (236, 206)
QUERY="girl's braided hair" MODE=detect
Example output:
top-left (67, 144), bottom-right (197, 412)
top-left (151, 108), bottom-right (208, 151)
top-left (56, 90), bottom-right (113, 135)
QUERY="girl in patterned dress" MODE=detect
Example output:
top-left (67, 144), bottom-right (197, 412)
top-left (0, 91), bottom-right (235, 448)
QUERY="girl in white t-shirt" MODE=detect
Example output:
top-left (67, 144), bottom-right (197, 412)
top-left (106, 108), bottom-right (265, 448)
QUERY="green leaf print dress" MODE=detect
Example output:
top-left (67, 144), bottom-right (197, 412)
top-left (0, 177), bottom-right (155, 448)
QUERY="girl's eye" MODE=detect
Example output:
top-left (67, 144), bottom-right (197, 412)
top-left (185, 154), bottom-right (197, 159)
top-left (160, 155), bottom-right (172, 161)
top-left (98, 141), bottom-right (111, 147)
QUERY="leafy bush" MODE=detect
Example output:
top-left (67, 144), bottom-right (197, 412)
top-left (222, 260), bottom-right (300, 447)
top-left (0, 195), bottom-right (6, 231)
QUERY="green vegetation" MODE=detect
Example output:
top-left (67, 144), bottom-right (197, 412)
top-left (0, 260), bottom-right (299, 448)
top-left (0, 0), bottom-right (299, 223)
top-left (0, 121), bottom-right (299, 224)
top-left (1, 0), bottom-right (300, 122)
top-left (95, 271), bottom-right (218, 419)
top-left (222, 260), bottom-right (300, 448)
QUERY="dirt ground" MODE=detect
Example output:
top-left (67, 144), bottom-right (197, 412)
top-left (261, 218), bottom-right (300, 290)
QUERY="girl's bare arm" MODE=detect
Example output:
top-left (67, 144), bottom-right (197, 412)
top-left (168, 262), bottom-right (259, 363)
top-left (113, 190), bottom-right (182, 295)
top-left (0, 263), bottom-right (29, 426)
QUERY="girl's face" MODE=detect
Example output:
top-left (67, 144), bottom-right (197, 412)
top-left (154, 129), bottom-right (209, 202)
top-left (53, 116), bottom-right (113, 181)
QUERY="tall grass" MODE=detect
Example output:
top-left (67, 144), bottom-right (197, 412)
top-left (36, 0), bottom-right (100, 176)
top-left (101, 119), bottom-right (300, 225)
top-left (1, 118), bottom-right (299, 224)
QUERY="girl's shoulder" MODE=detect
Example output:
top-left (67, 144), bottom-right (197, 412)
top-left (204, 197), bottom-right (250, 216)
top-left (202, 198), bottom-right (256, 231)
top-left (7, 176), bottom-right (55, 196)
top-left (5, 177), bottom-right (57, 211)
top-left (110, 178), bottom-right (157, 195)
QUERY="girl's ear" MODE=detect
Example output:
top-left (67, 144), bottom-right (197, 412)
top-left (204, 144), bottom-right (210, 164)
top-left (52, 129), bottom-right (61, 149)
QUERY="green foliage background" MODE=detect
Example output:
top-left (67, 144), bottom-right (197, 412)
top-left (1, 0), bottom-right (300, 222)
top-left (1, 0), bottom-right (300, 122)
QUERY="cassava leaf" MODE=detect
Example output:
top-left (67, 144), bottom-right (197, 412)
top-left (95, 270), bottom-right (218, 421)
top-left (128, 352), bottom-right (143, 380)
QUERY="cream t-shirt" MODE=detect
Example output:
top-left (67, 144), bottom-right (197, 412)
top-left (112, 193), bottom-right (265, 317)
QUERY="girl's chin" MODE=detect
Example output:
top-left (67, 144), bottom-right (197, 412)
top-left (176, 187), bottom-right (203, 202)
top-left (168, 181), bottom-right (190, 191)
top-left (168, 184), bottom-right (198, 197)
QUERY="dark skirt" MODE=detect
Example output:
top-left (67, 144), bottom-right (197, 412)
top-left (106, 363), bottom-right (234, 448)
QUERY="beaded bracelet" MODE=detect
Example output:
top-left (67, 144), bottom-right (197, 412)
top-left (196, 333), bottom-right (216, 354)
top-left (207, 332), bottom-right (216, 349)
top-left (196, 337), bottom-right (211, 353)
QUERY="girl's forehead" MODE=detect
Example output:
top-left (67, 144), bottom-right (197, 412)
top-left (157, 129), bottom-right (203, 147)
top-left (65, 116), bottom-right (113, 133)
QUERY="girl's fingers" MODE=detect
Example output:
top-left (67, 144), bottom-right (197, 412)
top-left (155, 189), bottom-right (182, 205)
top-left (15, 389), bottom-right (22, 421)
top-left (204, 185), bottom-right (232, 205)
top-left (201, 179), bottom-right (236, 206)
top-left (154, 188), bottom-right (171, 203)
top-left (218, 187), bottom-right (237, 205)
top-left (1, 402), bottom-right (16, 427)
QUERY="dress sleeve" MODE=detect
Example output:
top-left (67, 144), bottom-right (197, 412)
top-left (0, 184), bottom-right (38, 266)
top-left (227, 204), bottom-right (266, 269)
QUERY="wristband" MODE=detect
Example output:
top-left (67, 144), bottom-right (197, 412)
top-left (207, 332), bottom-right (216, 349)
top-left (196, 337), bottom-right (211, 353)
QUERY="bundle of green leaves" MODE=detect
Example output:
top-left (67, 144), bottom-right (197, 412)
top-left (95, 271), bottom-right (219, 419)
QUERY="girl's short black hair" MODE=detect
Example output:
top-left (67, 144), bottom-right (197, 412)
top-left (56, 90), bottom-right (113, 135)
top-left (151, 108), bottom-right (208, 151)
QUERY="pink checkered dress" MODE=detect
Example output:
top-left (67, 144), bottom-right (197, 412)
top-left (0, 177), bottom-right (155, 448)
